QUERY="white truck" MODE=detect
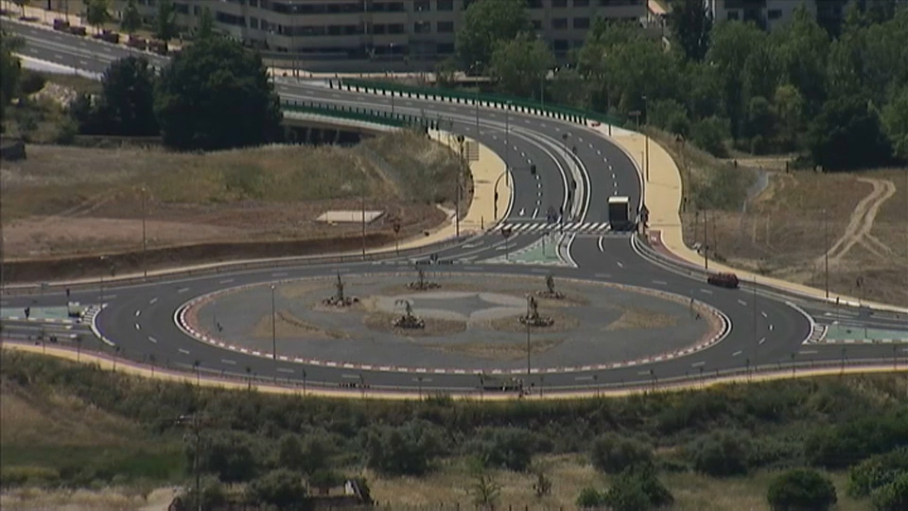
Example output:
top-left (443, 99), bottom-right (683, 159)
top-left (608, 196), bottom-right (635, 232)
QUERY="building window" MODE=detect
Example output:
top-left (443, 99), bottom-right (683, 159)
top-left (552, 18), bottom-right (568, 29)
top-left (527, 0), bottom-right (543, 7)
top-left (573, 17), bottom-right (590, 29)
top-left (437, 42), bottom-right (455, 54)
top-left (573, 0), bottom-right (590, 6)
top-left (388, 23), bottom-right (405, 34)
top-left (414, 0), bottom-right (431, 11)
top-left (727, 10), bottom-right (739, 20)
top-left (249, 0), bottom-right (258, 6)
top-left (436, 0), bottom-right (454, 10)
top-left (531, 19), bottom-right (542, 29)
top-left (767, 9), bottom-right (782, 20)
top-left (552, 0), bottom-right (568, 7)
top-left (373, 24), bottom-right (387, 34)
top-left (414, 21), bottom-right (431, 33)
top-left (250, 17), bottom-right (259, 29)
top-left (437, 21), bottom-right (454, 32)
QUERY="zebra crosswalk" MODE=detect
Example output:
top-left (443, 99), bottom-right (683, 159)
top-left (495, 221), bottom-right (619, 236)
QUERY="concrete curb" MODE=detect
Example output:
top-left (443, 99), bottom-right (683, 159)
top-left (173, 272), bottom-right (730, 375)
top-left (2, 341), bottom-right (905, 401)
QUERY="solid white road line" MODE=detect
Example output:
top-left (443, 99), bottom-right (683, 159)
top-left (177, 287), bottom-right (190, 293)
top-left (691, 361), bottom-right (706, 368)
top-left (178, 348), bottom-right (191, 355)
top-left (732, 350), bottom-right (743, 357)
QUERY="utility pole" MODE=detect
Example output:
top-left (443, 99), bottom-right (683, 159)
top-left (505, 101), bottom-right (511, 177)
top-left (643, 95), bottom-right (650, 182)
top-left (704, 211), bottom-right (710, 270)
top-left (456, 138), bottom-right (464, 239)
top-left (176, 414), bottom-right (206, 511)
top-left (753, 276), bottom-right (758, 370)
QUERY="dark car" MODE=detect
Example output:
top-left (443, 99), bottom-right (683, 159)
top-left (707, 272), bottom-right (739, 289)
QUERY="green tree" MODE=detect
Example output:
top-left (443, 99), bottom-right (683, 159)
top-left (772, 84), bottom-right (805, 151)
top-left (85, 0), bottom-right (111, 34)
top-left (576, 487), bottom-right (604, 508)
top-left (647, 98), bottom-right (691, 137)
top-left (193, 430), bottom-right (263, 483)
top-left (120, 0), bottom-right (142, 35)
top-left (668, 0), bottom-right (712, 61)
top-left (455, 0), bottom-right (529, 74)
top-left (706, 20), bottom-right (768, 139)
top-left (245, 469), bottom-right (307, 511)
top-left (197, 6), bottom-right (216, 40)
top-left (848, 447), bottom-right (908, 498)
top-left (308, 469), bottom-right (344, 495)
top-left (767, 468), bottom-right (838, 511)
top-left (489, 32), bottom-right (554, 100)
top-left (155, 36), bottom-right (283, 150)
top-left (770, 4), bottom-right (830, 116)
top-left (872, 472), bottom-right (908, 511)
top-left (155, 0), bottom-right (178, 43)
top-left (471, 427), bottom-right (537, 472)
top-left (602, 463), bottom-right (674, 511)
top-left (590, 434), bottom-right (654, 475)
top-left (743, 96), bottom-right (775, 152)
top-left (691, 116), bottom-right (730, 158)
top-left (0, 31), bottom-right (22, 123)
top-left (689, 431), bottom-right (750, 477)
top-left (181, 475), bottom-right (227, 511)
top-left (882, 86), bottom-right (908, 161)
top-left (93, 56), bottom-right (159, 136)
top-left (826, 4), bottom-right (868, 100)
top-left (807, 95), bottom-right (893, 171)
top-left (363, 421), bottom-right (443, 476)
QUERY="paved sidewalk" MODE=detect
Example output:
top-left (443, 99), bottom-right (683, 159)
top-left (588, 123), bottom-right (908, 314)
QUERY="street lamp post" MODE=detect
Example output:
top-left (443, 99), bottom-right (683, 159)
top-left (493, 170), bottom-right (511, 221)
top-left (824, 209), bottom-right (829, 299)
top-left (642, 95), bottom-right (650, 182)
top-left (141, 186), bottom-right (148, 280)
top-left (526, 300), bottom-right (531, 376)
top-left (505, 100), bottom-right (512, 176)
top-left (271, 285), bottom-right (277, 361)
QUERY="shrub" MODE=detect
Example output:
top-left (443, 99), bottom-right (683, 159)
top-left (180, 475), bottom-right (227, 511)
top-left (246, 469), bottom-right (307, 510)
top-left (19, 71), bottom-right (46, 95)
top-left (0, 466), bottom-right (60, 488)
top-left (849, 447), bottom-right (908, 498)
top-left (590, 433), bottom-right (654, 474)
top-left (576, 487), bottom-right (604, 508)
top-left (471, 427), bottom-right (537, 472)
top-left (689, 431), bottom-right (750, 477)
top-left (691, 116), bottom-right (730, 158)
top-left (602, 464), bottom-right (674, 511)
top-left (871, 471), bottom-right (908, 511)
top-left (767, 468), bottom-right (837, 511)
top-left (363, 421), bottom-right (443, 476)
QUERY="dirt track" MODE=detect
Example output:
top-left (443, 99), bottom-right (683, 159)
top-left (818, 177), bottom-right (897, 267)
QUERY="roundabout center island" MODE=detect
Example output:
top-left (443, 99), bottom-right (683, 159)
top-left (182, 271), bottom-right (724, 372)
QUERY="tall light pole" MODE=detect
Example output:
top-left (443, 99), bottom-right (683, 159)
top-left (824, 208), bottom-right (829, 299)
top-left (525, 298), bottom-right (531, 376)
top-left (141, 186), bottom-right (148, 280)
top-left (753, 276), bottom-right (758, 370)
top-left (361, 192), bottom-right (366, 259)
top-left (642, 95), bottom-right (650, 182)
top-left (505, 100), bottom-right (512, 179)
top-left (270, 285), bottom-right (277, 361)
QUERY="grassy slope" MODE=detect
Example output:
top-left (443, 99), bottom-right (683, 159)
top-left (0, 380), bottom-right (184, 485)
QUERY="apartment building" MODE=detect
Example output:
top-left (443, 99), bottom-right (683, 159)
top-left (120, 0), bottom-right (647, 62)
top-left (703, 0), bottom-right (904, 32)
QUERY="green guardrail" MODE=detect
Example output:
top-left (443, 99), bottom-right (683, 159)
top-left (330, 78), bottom-right (628, 129)
top-left (280, 100), bottom-right (440, 130)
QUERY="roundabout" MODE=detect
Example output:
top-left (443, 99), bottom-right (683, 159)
top-left (177, 271), bottom-right (727, 373)
top-left (2, 20), bottom-right (906, 398)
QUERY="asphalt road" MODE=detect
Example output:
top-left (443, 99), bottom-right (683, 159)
top-left (2, 19), bottom-right (904, 394)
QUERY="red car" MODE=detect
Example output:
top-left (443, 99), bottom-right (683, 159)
top-left (707, 272), bottom-right (739, 289)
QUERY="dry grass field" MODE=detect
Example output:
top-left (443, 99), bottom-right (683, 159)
top-left (364, 455), bottom-right (870, 511)
top-left (0, 130), bottom-right (467, 260)
top-left (682, 168), bottom-right (908, 307)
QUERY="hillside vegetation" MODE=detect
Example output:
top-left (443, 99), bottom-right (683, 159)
top-left (1, 351), bottom-right (907, 510)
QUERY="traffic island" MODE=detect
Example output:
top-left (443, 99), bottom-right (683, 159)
top-left (180, 273), bottom-right (726, 371)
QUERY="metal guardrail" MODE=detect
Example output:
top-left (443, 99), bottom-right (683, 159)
top-left (0, 236), bottom-right (470, 295)
top-left (334, 78), bottom-right (629, 129)
top-left (281, 99), bottom-right (440, 130)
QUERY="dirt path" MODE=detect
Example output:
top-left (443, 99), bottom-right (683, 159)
top-left (818, 177), bottom-right (897, 267)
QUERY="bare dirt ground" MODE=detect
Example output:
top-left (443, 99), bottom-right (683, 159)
top-left (682, 168), bottom-right (908, 307)
top-left (0, 130), bottom-right (469, 260)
